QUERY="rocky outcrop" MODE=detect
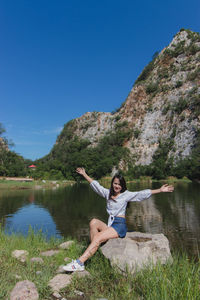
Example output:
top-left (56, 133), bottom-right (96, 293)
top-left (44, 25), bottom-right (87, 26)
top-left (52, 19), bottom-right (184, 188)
top-left (101, 232), bottom-right (172, 274)
top-left (54, 29), bottom-right (200, 169)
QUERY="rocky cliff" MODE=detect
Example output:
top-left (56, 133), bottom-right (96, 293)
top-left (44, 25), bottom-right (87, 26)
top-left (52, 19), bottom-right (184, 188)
top-left (55, 29), bottom-right (200, 170)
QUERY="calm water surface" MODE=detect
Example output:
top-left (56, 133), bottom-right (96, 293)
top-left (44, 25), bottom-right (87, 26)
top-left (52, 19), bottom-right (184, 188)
top-left (0, 181), bottom-right (199, 257)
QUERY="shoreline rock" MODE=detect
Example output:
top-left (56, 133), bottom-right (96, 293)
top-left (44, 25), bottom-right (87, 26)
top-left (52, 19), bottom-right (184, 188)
top-left (101, 231), bottom-right (172, 274)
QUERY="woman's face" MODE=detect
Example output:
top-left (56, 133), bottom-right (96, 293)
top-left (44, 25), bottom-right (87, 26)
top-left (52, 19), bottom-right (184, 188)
top-left (113, 178), bottom-right (122, 195)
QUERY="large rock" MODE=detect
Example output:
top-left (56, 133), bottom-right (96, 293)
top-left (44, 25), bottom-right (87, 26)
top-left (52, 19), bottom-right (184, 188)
top-left (12, 250), bottom-right (29, 263)
top-left (48, 274), bottom-right (72, 292)
top-left (10, 280), bottom-right (39, 300)
top-left (101, 232), bottom-right (172, 274)
top-left (59, 240), bottom-right (74, 249)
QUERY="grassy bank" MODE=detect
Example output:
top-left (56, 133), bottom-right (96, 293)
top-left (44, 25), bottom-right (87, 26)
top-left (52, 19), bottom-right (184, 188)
top-left (0, 179), bottom-right (75, 190)
top-left (0, 229), bottom-right (199, 300)
top-left (101, 176), bottom-right (192, 183)
top-left (0, 175), bottom-right (192, 191)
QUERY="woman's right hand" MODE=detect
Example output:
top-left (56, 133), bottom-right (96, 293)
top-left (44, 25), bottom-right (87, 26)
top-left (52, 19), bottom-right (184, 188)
top-left (76, 167), bottom-right (86, 176)
top-left (76, 167), bottom-right (93, 183)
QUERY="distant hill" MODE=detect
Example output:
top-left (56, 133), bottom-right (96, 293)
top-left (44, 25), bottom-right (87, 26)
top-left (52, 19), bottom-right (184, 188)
top-left (36, 29), bottom-right (200, 180)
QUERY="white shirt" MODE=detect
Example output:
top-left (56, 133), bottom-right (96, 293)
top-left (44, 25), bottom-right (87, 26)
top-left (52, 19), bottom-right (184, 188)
top-left (90, 180), bottom-right (152, 226)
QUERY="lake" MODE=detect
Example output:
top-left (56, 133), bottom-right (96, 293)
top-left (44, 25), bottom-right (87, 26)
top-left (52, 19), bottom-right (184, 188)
top-left (0, 181), bottom-right (199, 258)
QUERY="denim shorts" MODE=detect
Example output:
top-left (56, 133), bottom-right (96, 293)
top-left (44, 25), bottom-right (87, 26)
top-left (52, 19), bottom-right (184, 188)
top-left (111, 217), bottom-right (127, 238)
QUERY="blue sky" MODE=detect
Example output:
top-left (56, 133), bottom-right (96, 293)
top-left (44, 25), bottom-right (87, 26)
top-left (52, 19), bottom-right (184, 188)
top-left (1, 0), bottom-right (199, 160)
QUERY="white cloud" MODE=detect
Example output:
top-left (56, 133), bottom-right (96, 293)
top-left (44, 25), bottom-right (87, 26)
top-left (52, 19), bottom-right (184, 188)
top-left (32, 126), bottom-right (63, 135)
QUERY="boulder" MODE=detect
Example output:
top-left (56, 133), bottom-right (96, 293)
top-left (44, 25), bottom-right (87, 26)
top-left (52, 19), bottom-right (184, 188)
top-left (10, 280), bottom-right (39, 300)
top-left (101, 232), bottom-right (172, 274)
top-left (30, 257), bottom-right (44, 264)
top-left (72, 270), bottom-right (91, 279)
top-left (48, 274), bottom-right (72, 292)
top-left (59, 240), bottom-right (74, 249)
top-left (12, 250), bottom-right (28, 263)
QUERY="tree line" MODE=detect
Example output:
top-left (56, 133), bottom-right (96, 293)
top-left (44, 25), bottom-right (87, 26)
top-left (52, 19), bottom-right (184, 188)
top-left (0, 122), bottom-right (199, 181)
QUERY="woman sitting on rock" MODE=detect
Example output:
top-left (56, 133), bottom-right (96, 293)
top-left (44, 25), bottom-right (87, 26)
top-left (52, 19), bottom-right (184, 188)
top-left (63, 167), bottom-right (174, 272)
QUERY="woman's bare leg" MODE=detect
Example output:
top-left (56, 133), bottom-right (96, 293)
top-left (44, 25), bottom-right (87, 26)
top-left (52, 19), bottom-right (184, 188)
top-left (89, 218), bottom-right (108, 241)
top-left (79, 227), bottom-right (118, 263)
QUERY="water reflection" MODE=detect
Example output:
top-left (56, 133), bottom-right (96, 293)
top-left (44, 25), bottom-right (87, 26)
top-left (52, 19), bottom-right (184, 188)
top-left (126, 181), bottom-right (200, 257)
top-left (5, 203), bottom-right (62, 239)
top-left (0, 181), bottom-right (199, 257)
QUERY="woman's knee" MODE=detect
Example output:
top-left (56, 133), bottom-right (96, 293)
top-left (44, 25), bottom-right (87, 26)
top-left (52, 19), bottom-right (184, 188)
top-left (92, 233), bottom-right (106, 245)
top-left (89, 218), bottom-right (99, 228)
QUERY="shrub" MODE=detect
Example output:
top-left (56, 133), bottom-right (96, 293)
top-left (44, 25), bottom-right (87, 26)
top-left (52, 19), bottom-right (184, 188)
top-left (135, 56), bottom-right (156, 83)
top-left (162, 104), bottom-right (171, 115)
top-left (133, 128), bottom-right (141, 139)
top-left (187, 67), bottom-right (200, 81)
top-left (146, 83), bottom-right (159, 94)
top-left (174, 97), bottom-right (188, 114)
top-left (114, 115), bottom-right (121, 122)
top-left (175, 81), bottom-right (183, 88)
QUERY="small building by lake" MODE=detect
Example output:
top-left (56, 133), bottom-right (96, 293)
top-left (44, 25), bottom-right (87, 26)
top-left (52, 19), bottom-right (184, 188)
top-left (28, 164), bottom-right (37, 170)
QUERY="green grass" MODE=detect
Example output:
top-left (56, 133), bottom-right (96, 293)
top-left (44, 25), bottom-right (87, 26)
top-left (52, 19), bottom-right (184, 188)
top-left (0, 228), bottom-right (199, 299)
top-left (0, 176), bottom-right (192, 191)
top-left (0, 179), bottom-right (74, 190)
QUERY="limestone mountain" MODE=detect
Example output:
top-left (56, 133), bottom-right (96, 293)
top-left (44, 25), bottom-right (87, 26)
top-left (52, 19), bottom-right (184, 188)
top-left (36, 29), bottom-right (200, 180)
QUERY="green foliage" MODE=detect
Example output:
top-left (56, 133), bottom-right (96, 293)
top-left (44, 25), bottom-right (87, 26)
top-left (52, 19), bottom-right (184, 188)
top-left (150, 139), bottom-right (174, 179)
top-left (158, 67), bottom-right (169, 79)
top-left (164, 30), bottom-right (200, 61)
top-left (114, 115), bottom-right (121, 122)
top-left (175, 80), bottom-right (183, 88)
top-left (146, 82), bottom-right (159, 94)
top-left (115, 120), bottom-right (128, 129)
top-left (133, 128), bottom-right (141, 139)
top-left (0, 149), bottom-right (28, 177)
top-left (187, 67), bottom-right (200, 81)
top-left (1, 229), bottom-right (199, 300)
top-left (160, 85), bottom-right (171, 93)
top-left (185, 29), bottom-right (200, 42)
top-left (0, 123), bottom-right (29, 177)
top-left (0, 123), bottom-right (6, 136)
top-left (57, 119), bottom-right (77, 141)
top-left (162, 104), bottom-right (171, 115)
top-left (135, 54), bottom-right (157, 83)
top-left (174, 97), bottom-right (188, 114)
top-left (189, 94), bottom-right (200, 118)
top-left (186, 44), bottom-right (200, 55)
top-left (35, 119), bottom-right (132, 180)
top-left (174, 129), bottom-right (200, 180)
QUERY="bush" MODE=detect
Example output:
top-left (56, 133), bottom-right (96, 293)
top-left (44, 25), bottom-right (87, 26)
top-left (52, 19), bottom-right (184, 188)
top-left (187, 67), bottom-right (200, 81)
top-left (175, 81), bottom-right (183, 88)
top-left (174, 97), bottom-right (188, 114)
top-left (133, 128), bottom-right (141, 139)
top-left (146, 83), bottom-right (159, 94)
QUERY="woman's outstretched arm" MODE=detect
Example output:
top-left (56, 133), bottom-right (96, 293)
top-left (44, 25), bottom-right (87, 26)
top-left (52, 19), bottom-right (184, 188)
top-left (151, 184), bottom-right (174, 195)
top-left (76, 167), bottom-right (94, 183)
top-left (76, 167), bottom-right (109, 198)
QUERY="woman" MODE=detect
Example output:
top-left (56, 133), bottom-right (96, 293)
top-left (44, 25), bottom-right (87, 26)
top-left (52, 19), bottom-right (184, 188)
top-left (63, 167), bottom-right (174, 272)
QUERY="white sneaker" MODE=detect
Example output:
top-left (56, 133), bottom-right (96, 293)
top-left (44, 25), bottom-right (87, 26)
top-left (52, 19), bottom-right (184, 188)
top-left (63, 259), bottom-right (85, 272)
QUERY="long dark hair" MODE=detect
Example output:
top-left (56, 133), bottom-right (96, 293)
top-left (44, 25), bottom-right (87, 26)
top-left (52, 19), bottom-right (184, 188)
top-left (109, 174), bottom-right (127, 199)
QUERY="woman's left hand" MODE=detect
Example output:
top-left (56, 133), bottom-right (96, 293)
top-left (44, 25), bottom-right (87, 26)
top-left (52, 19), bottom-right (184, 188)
top-left (160, 184), bottom-right (174, 193)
